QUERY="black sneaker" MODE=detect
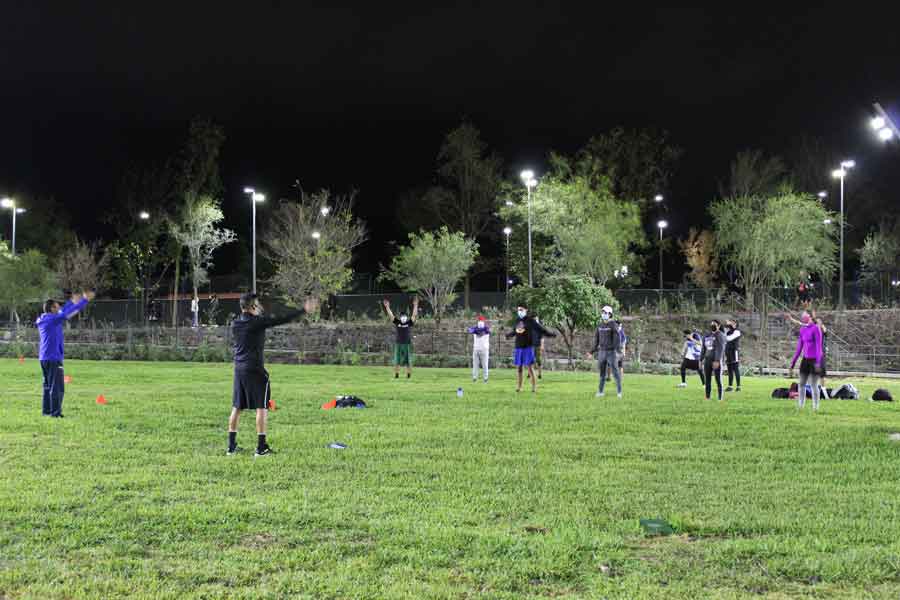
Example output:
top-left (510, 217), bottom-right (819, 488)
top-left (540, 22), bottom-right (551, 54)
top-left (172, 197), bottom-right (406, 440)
top-left (736, 387), bottom-right (741, 392)
top-left (254, 445), bottom-right (275, 457)
top-left (725, 387), bottom-right (734, 392)
top-left (226, 446), bottom-right (244, 456)
top-left (394, 373), bottom-right (399, 379)
top-left (407, 373), bottom-right (411, 379)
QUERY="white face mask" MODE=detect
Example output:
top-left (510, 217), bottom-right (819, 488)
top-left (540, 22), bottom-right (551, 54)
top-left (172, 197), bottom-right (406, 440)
top-left (400, 316), bottom-right (408, 324)
top-left (517, 310), bottom-right (527, 318)
top-left (477, 321), bottom-right (485, 329)
top-left (601, 312), bottom-right (611, 322)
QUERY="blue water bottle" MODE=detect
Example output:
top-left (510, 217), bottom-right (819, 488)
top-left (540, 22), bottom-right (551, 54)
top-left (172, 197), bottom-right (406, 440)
top-left (457, 387), bottom-right (464, 398)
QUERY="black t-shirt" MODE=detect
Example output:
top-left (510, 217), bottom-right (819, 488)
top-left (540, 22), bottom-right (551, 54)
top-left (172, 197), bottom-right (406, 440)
top-left (232, 310), bottom-right (304, 371)
top-left (393, 318), bottom-right (414, 344)
top-left (506, 319), bottom-right (534, 348)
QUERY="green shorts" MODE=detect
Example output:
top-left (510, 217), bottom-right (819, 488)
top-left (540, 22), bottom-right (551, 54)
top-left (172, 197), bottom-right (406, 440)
top-left (394, 343), bottom-right (413, 366)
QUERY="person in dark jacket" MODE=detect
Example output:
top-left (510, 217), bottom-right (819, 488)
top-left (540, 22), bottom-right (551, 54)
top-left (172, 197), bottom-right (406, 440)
top-left (700, 319), bottom-right (727, 401)
top-left (724, 319), bottom-right (742, 392)
top-left (585, 305), bottom-right (622, 398)
top-left (227, 292), bottom-right (317, 457)
top-left (506, 305), bottom-right (554, 392)
top-left (36, 290), bottom-right (94, 417)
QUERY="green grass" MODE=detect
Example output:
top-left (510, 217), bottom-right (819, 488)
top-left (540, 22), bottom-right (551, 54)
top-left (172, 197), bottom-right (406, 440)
top-left (2, 360), bottom-right (900, 599)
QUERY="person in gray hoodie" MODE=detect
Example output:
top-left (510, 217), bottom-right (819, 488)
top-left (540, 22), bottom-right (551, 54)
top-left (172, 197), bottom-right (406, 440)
top-left (585, 305), bottom-right (622, 398)
top-left (699, 319), bottom-right (727, 401)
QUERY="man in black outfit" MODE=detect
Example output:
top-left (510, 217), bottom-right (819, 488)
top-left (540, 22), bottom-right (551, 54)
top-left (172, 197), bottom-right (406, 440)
top-left (227, 292), bottom-right (317, 457)
top-left (724, 318), bottom-right (742, 392)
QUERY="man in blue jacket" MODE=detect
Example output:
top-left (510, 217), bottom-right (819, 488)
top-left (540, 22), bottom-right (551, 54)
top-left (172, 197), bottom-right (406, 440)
top-left (36, 290), bottom-right (94, 417)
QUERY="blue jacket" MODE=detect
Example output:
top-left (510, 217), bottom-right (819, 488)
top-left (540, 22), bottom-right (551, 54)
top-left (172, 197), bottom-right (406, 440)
top-left (36, 299), bottom-right (88, 361)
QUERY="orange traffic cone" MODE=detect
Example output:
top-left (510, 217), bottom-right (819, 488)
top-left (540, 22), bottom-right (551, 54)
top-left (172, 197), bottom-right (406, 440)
top-left (96, 394), bottom-right (107, 405)
top-left (321, 398), bottom-right (337, 410)
top-left (64, 375), bottom-right (72, 384)
top-left (18, 356), bottom-right (24, 364)
top-left (268, 399), bottom-right (277, 411)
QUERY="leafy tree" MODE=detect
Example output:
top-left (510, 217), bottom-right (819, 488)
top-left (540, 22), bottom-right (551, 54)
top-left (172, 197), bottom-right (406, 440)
top-left (711, 190), bottom-right (837, 321)
top-left (512, 275), bottom-right (618, 364)
top-left (383, 227), bottom-right (478, 324)
top-left (168, 194), bottom-right (236, 302)
top-left (719, 149), bottom-right (788, 199)
top-left (263, 190), bottom-right (366, 310)
top-left (57, 239), bottom-right (107, 294)
top-left (858, 220), bottom-right (900, 301)
top-left (0, 250), bottom-right (58, 328)
top-left (679, 228), bottom-right (718, 288)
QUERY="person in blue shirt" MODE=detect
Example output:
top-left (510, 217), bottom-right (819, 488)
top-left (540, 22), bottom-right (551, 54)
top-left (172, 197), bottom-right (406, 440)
top-left (36, 290), bottom-right (94, 417)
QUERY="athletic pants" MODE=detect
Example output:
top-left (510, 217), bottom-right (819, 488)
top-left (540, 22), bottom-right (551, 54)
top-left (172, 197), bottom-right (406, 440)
top-left (472, 347), bottom-right (489, 381)
top-left (727, 362), bottom-right (741, 387)
top-left (798, 372), bottom-right (822, 410)
top-left (40, 360), bottom-right (65, 416)
top-left (598, 350), bottom-right (622, 394)
top-left (703, 360), bottom-right (722, 400)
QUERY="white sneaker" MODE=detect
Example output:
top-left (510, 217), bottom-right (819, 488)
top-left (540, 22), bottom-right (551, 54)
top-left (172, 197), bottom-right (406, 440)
top-left (677, 383), bottom-right (687, 388)
top-left (595, 392), bottom-right (605, 397)
top-left (617, 393), bottom-right (622, 398)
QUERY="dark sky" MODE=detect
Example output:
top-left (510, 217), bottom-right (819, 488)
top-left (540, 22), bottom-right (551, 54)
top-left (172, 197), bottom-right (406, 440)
top-left (2, 4), bottom-right (899, 284)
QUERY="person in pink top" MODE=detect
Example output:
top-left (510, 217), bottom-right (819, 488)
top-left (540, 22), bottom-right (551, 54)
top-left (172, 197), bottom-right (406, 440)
top-left (789, 311), bottom-right (824, 411)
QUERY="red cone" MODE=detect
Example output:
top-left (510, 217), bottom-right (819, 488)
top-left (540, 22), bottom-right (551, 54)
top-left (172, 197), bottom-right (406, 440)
top-left (64, 375), bottom-right (72, 384)
top-left (321, 398), bottom-right (337, 410)
top-left (268, 399), bottom-right (277, 411)
top-left (18, 356), bottom-right (24, 364)
top-left (96, 394), bottom-right (107, 405)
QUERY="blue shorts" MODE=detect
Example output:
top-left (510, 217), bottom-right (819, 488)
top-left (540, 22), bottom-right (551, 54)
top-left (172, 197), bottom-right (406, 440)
top-left (514, 347), bottom-right (536, 367)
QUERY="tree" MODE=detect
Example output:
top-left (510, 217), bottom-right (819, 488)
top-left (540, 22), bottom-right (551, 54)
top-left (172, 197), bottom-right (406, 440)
top-left (57, 240), bottom-right (106, 294)
top-left (679, 228), bottom-right (718, 288)
top-left (512, 275), bottom-right (617, 364)
top-left (719, 149), bottom-right (788, 199)
top-left (383, 227), bottom-right (478, 324)
top-left (0, 250), bottom-right (58, 328)
top-left (711, 189), bottom-right (837, 319)
top-left (858, 221), bottom-right (900, 301)
top-left (263, 190), bottom-right (367, 310)
top-left (168, 194), bottom-right (236, 303)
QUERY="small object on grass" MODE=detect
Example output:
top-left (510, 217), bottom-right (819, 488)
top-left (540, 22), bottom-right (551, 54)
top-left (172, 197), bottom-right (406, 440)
top-left (64, 375), bottom-right (72, 384)
top-left (96, 394), bottom-right (107, 405)
top-left (321, 398), bottom-right (337, 410)
top-left (18, 356), bottom-right (24, 364)
top-left (328, 442), bottom-right (347, 450)
top-left (457, 387), bottom-right (464, 398)
top-left (639, 518), bottom-right (674, 536)
top-left (888, 433), bottom-right (900, 442)
top-left (268, 399), bottom-right (277, 411)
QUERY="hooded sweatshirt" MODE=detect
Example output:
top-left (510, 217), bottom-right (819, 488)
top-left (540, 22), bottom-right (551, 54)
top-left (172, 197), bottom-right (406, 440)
top-left (791, 322), bottom-right (823, 368)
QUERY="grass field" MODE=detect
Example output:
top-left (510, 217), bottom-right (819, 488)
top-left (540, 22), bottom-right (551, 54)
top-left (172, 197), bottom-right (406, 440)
top-left (2, 359), bottom-right (900, 599)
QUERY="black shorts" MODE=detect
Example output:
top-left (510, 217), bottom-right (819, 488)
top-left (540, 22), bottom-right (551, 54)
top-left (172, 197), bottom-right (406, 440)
top-left (233, 369), bottom-right (271, 410)
top-left (682, 358), bottom-right (700, 370)
top-left (726, 350), bottom-right (739, 364)
top-left (799, 358), bottom-right (825, 377)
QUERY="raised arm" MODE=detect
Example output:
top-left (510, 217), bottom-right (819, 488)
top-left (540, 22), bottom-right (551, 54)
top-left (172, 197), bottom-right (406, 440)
top-left (60, 291), bottom-right (92, 320)
top-left (411, 296), bottom-right (419, 321)
top-left (256, 297), bottom-right (317, 330)
top-left (382, 299), bottom-right (395, 321)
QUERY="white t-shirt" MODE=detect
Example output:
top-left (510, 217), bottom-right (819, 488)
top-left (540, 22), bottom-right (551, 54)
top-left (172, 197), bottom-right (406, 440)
top-left (472, 328), bottom-right (490, 351)
top-left (191, 298), bottom-right (199, 313)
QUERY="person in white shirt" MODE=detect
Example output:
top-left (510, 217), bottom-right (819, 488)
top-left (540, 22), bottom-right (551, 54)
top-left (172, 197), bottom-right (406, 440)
top-left (191, 294), bottom-right (200, 329)
top-left (467, 316), bottom-right (491, 382)
top-left (677, 330), bottom-right (705, 388)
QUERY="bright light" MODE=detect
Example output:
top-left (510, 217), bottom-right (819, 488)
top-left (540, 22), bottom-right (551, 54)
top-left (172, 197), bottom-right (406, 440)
top-left (817, 191), bottom-right (827, 199)
top-left (311, 231), bottom-right (321, 240)
top-left (823, 218), bottom-right (832, 225)
top-left (507, 279), bottom-right (514, 285)
top-left (320, 206), bottom-right (330, 216)
top-left (832, 169), bottom-right (846, 179)
top-left (879, 128), bottom-right (894, 141)
top-left (871, 116), bottom-right (886, 130)
top-left (139, 211), bottom-right (150, 220)
top-left (526, 178), bottom-right (537, 189)
top-left (503, 226), bottom-right (512, 236)
top-left (0, 198), bottom-right (12, 209)
top-left (252, 193), bottom-right (265, 203)
top-left (505, 200), bottom-right (514, 207)
top-left (15, 208), bottom-right (26, 214)
top-left (621, 265), bottom-right (629, 274)
top-left (841, 159), bottom-right (856, 169)
top-left (654, 194), bottom-right (664, 202)
top-left (243, 187), bottom-right (255, 194)
top-left (657, 220), bottom-right (668, 229)
top-left (520, 170), bottom-right (534, 182)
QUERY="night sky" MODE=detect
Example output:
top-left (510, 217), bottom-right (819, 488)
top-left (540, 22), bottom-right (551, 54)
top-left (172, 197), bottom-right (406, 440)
top-left (2, 4), bottom-right (899, 284)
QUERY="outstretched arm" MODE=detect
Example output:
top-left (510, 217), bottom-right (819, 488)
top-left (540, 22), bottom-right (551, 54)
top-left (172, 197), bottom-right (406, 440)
top-left (533, 320), bottom-right (556, 338)
top-left (257, 297), bottom-right (318, 329)
top-left (60, 291), bottom-right (92, 320)
top-left (411, 296), bottom-right (419, 321)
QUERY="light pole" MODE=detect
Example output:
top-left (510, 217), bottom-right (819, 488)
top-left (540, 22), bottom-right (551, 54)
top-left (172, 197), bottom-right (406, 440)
top-left (520, 170), bottom-right (537, 287)
top-left (657, 220), bottom-right (668, 290)
top-left (244, 187), bottom-right (265, 294)
top-left (831, 160), bottom-right (855, 311)
top-left (871, 103), bottom-right (900, 142)
top-left (503, 226), bottom-right (512, 300)
top-left (1, 198), bottom-right (25, 256)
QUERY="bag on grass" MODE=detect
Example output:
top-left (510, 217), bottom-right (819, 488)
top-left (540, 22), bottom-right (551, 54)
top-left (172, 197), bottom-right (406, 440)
top-left (771, 388), bottom-right (790, 399)
top-left (872, 389), bottom-right (894, 402)
top-left (335, 395), bottom-right (367, 409)
top-left (832, 383), bottom-right (860, 400)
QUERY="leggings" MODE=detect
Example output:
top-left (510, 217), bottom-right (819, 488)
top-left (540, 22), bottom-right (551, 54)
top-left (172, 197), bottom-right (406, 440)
top-left (798, 372), bottom-right (822, 410)
top-left (703, 361), bottom-right (722, 400)
top-left (598, 350), bottom-right (622, 394)
top-left (727, 362), bottom-right (741, 387)
top-left (680, 359), bottom-right (705, 384)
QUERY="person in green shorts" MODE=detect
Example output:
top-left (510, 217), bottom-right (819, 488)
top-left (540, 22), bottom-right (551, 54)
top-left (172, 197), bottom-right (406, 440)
top-left (383, 297), bottom-right (418, 379)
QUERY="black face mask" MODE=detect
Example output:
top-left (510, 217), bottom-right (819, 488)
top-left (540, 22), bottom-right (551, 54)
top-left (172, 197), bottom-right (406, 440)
top-left (710, 323), bottom-right (719, 331)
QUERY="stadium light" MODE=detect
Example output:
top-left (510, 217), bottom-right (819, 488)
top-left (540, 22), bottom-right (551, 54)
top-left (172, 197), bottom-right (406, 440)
top-left (0, 198), bottom-right (12, 209)
top-left (657, 220), bottom-right (668, 290)
top-left (320, 206), bottom-right (330, 216)
top-left (311, 231), bottom-right (321, 240)
top-left (831, 161), bottom-right (855, 311)
top-left (871, 116), bottom-right (886, 130)
top-left (654, 194), bottom-right (664, 203)
top-left (823, 218), bottom-right (832, 225)
top-left (817, 191), bottom-right (827, 200)
top-left (245, 187), bottom-right (265, 293)
top-left (520, 170), bottom-right (538, 287)
top-left (139, 211), bottom-right (150, 220)
top-left (0, 197), bottom-right (22, 256)
top-left (503, 226), bottom-right (512, 299)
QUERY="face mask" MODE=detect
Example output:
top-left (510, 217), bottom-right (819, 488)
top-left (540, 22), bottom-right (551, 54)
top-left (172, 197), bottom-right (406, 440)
top-left (801, 315), bottom-right (811, 325)
top-left (710, 323), bottom-right (718, 330)
top-left (477, 321), bottom-right (485, 329)
top-left (400, 316), bottom-right (408, 324)
top-left (517, 310), bottom-right (527, 318)
top-left (601, 313), bottom-right (610, 322)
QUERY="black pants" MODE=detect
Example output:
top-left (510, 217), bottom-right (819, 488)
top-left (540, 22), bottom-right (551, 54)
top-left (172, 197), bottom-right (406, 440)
top-left (680, 359), bottom-right (704, 384)
top-left (703, 360), bottom-right (722, 400)
top-left (727, 362), bottom-right (741, 387)
top-left (40, 360), bottom-right (65, 416)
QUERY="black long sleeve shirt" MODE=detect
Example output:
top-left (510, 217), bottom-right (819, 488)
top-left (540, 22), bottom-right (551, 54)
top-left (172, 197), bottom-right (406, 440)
top-left (590, 321), bottom-right (621, 354)
top-left (700, 330), bottom-right (726, 364)
top-left (232, 310), bottom-right (304, 371)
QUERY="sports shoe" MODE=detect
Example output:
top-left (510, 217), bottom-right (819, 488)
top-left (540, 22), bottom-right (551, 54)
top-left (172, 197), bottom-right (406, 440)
top-left (394, 373), bottom-right (399, 379)
top-left (254, 445), bottom-right (275, 457)
top-left (407, 373), bottom-right (411, 379)
top-left (736, 387), bottom-right (741, 392)
top-left (617, 393), bottom-right (622, 399)
top-left (677, 383), bottom-right (687, 388)
top-left (472, 378), bottom-right (477, 382)
top-left (725, 386), bottom-right (734, 392)
top-left (226, 446), bottom-right (244, 456)
top-left (595, 392), bottom-right (605, 397)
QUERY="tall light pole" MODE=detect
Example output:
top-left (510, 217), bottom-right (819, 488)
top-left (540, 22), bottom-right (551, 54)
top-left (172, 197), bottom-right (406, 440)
top-left (244, 187), bottom-right (265, 294)
top-left (871, 103), bottom-right (900, 142)
top-left (520, 170), bottom-right (537, 287)
top-left (1, 198), bottom-right (25, 256)
top-left (503, 226), bottom-right (512, 300)
top-left (657, 220), bottom-right (668, 290)
top-left (831, 160), bottom-right (854, 311)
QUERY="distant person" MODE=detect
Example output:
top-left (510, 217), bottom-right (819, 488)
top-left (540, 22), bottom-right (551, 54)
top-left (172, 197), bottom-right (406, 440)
top-left (586, 305), bottom-right (622, 398)
top-left (796, 281), bottom-right (811, 308)
top-left (191, 293), bottom-right (200, 328)
top-left (789, 311), bottom-right (824, 412)
top-left (700, 319), bottom-right (726, 401)
top-left (383, 297), bottom-right (419, 379)
top-left (677, 330), bottom-right (705, 388)
top-left (467, 315), bottom-right (491, 383)
top-left (207, 293), bottom-right (220, 326)
top-left (228, 292), bottom-right (317, 456)
top-left (608, 319), bottom-right (627, 382)
top-left (724, 319), bottom-right (742, 392)
top-left (36, 290), bottom-right (94, 417)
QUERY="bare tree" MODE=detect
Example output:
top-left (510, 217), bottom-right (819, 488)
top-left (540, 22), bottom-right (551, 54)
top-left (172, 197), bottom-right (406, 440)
top-left (679, 228), bottom-right (718, 288)
top-left (169, 194), bottom-right (236, 302)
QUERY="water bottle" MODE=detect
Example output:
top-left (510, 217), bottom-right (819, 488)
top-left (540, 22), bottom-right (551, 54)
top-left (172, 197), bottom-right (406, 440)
top-left (457, 387), bottom-right (464, 398)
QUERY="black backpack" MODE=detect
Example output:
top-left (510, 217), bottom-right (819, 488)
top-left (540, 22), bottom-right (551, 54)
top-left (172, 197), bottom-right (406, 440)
top-left (872, 389), bottom-right (894, 402)
top-left (335, 395), bottom-right (367, 408)
top-left (771, 388), bottom-right (790, 399)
